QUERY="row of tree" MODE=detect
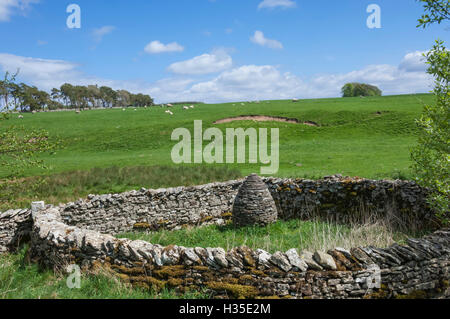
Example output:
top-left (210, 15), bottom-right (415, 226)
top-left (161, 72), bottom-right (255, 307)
top-left (0, 74), bottom-right (154, 112)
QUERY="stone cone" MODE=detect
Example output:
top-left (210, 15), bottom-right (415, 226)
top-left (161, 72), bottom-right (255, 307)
top-left (232, 174), bottom-right (278, 227)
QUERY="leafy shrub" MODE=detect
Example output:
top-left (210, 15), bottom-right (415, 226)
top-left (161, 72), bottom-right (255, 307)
top-left (411, 40), bottom-right (450, 226)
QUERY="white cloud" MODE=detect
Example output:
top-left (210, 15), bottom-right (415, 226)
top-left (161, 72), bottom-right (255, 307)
top-left (0, 53), bottom-right (80, 89)
top-left (167, 50), bottom-right (233, 75)
top-left (0, 0), bottom-right (39, 22)
top-left (258, 0), bottom-right (296, 10)
top-left (92, 26), bottom-right (116, 43)
top-left (158, 51), bottom-right (431, 103)
top-left (0, 53), bottom-right (148, 94)
top-left (399, 51), bottom-right (428, 72)
top-left (144, 40), bottom-right (184, 54)
top-left (250, 31), bottom-right (283, 49)
top-left (186, 65), bottom-right (301, 102)
top-left (0, 51), bottom-right (432, 104)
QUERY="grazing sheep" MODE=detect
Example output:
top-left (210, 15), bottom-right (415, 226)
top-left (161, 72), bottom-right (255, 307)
top-left (292, 98), bottom-right (299, 102)
top-left (167, 103), bottom-right (173, 107)
top-left (183, 106), bottom-right (189, 110)
top-left (190, 105), bottom-right (194, 109)
top-left (18, 115), bottom-right (24, 119)
top-left (75, 110), bottom-right (80, 114)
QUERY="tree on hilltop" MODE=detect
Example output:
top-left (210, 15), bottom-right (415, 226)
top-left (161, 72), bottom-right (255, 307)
top-left (341, 83), bottom-right (382, 97)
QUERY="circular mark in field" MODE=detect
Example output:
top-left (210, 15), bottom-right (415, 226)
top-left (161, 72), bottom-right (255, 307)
top-left (213, 115), bottom-right (319, 126)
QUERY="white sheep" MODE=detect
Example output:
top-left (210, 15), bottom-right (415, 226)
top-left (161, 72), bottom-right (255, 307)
top-left (190, 105), bottom-right (194, 109)
top-left (18, 115), bottom-right (24, 119)
top-left (183, 106), bottom-right (189, 110)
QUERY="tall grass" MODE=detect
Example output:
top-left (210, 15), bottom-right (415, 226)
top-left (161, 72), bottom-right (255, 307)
top-left (118, 218), bottom-right (425, 254)
top-left (0, 165), bottom-right (242, 210)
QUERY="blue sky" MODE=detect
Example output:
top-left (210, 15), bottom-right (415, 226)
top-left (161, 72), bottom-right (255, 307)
top-left (0, 0), bottom-right (448, 103)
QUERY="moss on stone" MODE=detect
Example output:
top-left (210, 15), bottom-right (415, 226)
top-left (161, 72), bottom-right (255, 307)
top-left (223, 277), bottom-right (239, 284)
top-left (395, 290), bottom-right (428, 299)
top-left (239, 275), bottom-right (255, 283)
top-left (243, 253), bottom-right (256, 267)
top-left (256, 295), bottom-right (281, 299)
top-left (193, 265), bottom-right (210, 272)
top-left (200, 216), bottom-right (213, 223)
top-left (167, 278), bottom-right (183, 287)
top-left (250, 268), bottom-right (267, 277)
top-left (111, 264), bottom-right (146, 276)
top-left (133, 222), bottom-right (151, 230)
top-left (153, 265), bottom-right (186, 279)
top-left (206, 281), bottom-right (259, 299)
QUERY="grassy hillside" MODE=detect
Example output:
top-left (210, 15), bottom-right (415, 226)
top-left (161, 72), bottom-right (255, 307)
top-left (0, 94), bottom-right (432, 182)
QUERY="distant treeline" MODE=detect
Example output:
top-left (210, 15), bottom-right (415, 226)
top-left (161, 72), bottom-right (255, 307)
top-left (0, 74), bottom-right (154, 112)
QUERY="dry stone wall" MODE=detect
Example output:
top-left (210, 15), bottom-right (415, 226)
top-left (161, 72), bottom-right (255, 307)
top-left (29, 206), bottom-right (450, 299)
top-left (59, 175), bottom-right (434, 236)
top-left (0, 208), bottom-right (32, 253)
top-left (0, 175), bottom-right (435, 254)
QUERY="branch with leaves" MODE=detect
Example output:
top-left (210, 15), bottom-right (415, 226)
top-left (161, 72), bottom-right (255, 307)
top-left (417, 0), bottom-right (450, 28)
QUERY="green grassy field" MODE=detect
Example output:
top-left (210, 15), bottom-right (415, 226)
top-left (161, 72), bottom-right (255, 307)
top-left (0, 94), bottom-right (435, 299)
top-left (0, 94), bottom-right (433, 182)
